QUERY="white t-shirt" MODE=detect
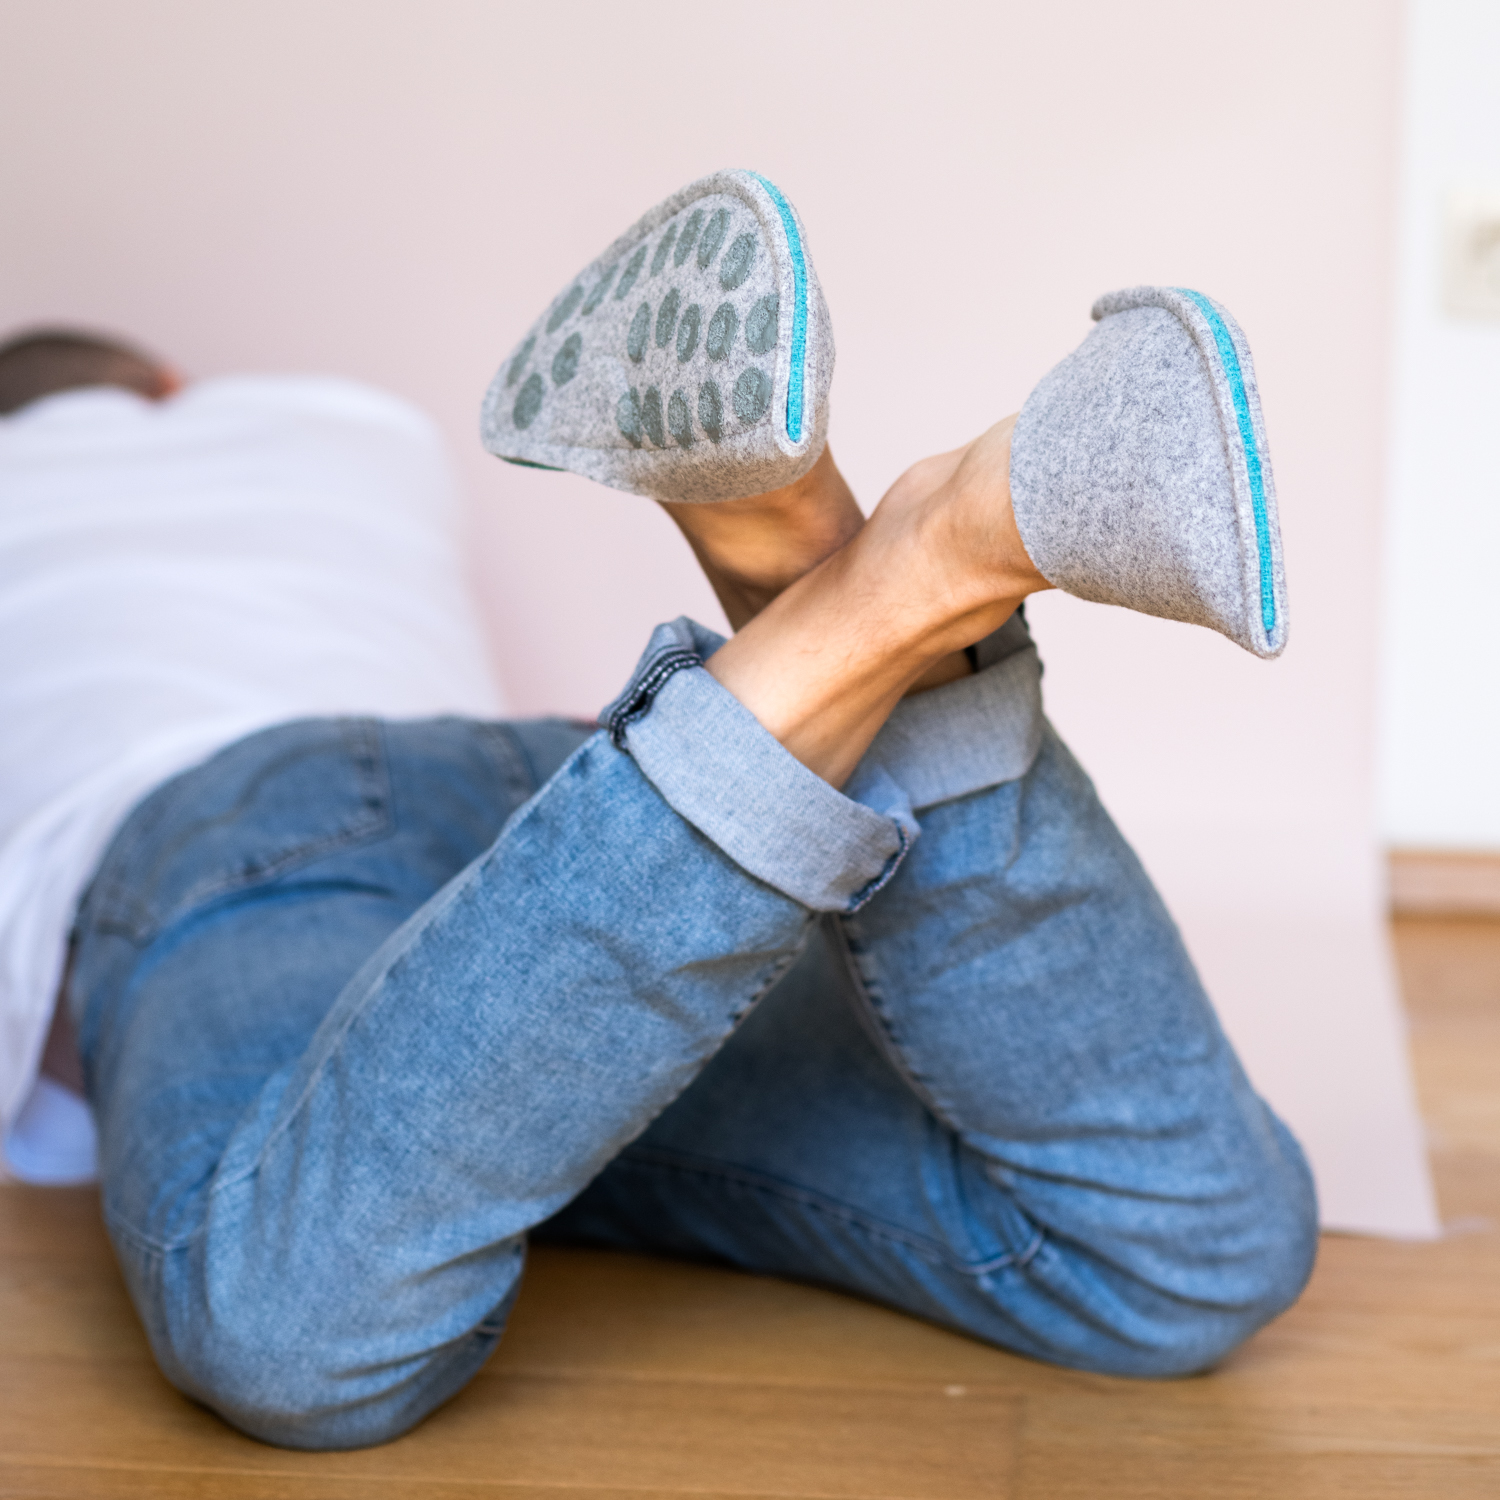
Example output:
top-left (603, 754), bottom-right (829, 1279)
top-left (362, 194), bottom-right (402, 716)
top-left (0, 376), bottom-right (506, 1182)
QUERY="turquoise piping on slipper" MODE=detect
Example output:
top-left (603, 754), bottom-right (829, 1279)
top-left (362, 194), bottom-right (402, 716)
top-left (1176, 289), bottom-right (1276, 638)
top-left (749, 172), bottom-right (808, 445)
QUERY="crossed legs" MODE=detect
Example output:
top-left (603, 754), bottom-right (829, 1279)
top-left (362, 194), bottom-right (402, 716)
top-left (664, 419), bottom-right (1042, 785)
top-left (549, 427), bottom-right (1315, 1372)
top-left (71, 422), bottom-right (1316, 1452)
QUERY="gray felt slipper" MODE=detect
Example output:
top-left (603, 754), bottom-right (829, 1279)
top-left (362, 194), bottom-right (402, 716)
top-left (481, 170), bottom-right (833, 503)
top-left (1009, 286), bottom-right (1287, 659)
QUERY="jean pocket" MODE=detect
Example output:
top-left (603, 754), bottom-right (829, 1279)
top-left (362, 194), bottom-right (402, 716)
top-left (84, 718), bottom-right (393, 944)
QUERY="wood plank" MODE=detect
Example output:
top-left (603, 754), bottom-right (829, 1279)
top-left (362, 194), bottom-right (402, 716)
top-left (1, 1474), bottom-right (783, 1500)
top-left (1391, 914), bottom-right (1500, 1016)
top-left (1390, 850), bottom-right (1500, 916)
top-left (0, 1359), bottom-right (1018, 1499)
top-left (0, 1473), bottom-right (871, 1500)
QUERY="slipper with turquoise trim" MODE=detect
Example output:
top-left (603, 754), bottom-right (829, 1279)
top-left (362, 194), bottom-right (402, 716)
top-left (1009, 287), bottom-right (1288, 659)
top-left (481, 170), bottom-right (833, 504)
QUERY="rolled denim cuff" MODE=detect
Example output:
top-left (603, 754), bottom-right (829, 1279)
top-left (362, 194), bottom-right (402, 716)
top-left (850, 615), bottom-right (1044, 812)
top-left (604, 619), bottom-right (919, 914)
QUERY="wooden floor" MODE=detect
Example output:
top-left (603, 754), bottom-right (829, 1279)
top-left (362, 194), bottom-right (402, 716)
top-left (2, 916), bottom-right (1496, 1499)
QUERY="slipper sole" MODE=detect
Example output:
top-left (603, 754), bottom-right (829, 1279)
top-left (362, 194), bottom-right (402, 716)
top-left (481, 170), bottom-right (834, 503)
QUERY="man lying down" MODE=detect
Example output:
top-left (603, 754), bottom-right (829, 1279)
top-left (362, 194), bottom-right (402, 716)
top-left (0, 170), bottom-right (1316, 1451)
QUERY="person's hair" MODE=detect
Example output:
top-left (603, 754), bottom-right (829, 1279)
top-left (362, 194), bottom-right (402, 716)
top-left (0, 328), bottom-right (172, 416)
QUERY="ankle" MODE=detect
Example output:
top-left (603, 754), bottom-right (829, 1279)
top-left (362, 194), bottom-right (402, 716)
top-left (940, 416), bottom-right (1050, 598)
top-left (871, 417), bottom-right (1048, 620)
top-left (661, 445), bottom-right (864, 629)
top-left (675, 489), bottom-right (860, 592)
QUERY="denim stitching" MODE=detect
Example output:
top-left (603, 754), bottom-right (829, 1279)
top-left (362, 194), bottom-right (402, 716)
top-left (606, 649), bottom-right (702, 749)
top-left (825, 916), bottom-right (937, 1107)
top-left (614, 1144), bottom-right (1040, 1279)
top-left (1012, 1228), bottom-right (1046, 1270)
top-left (831, 913), bottom-right (1066, 1281)
top-left (831, 918), bottom-right (975, 1156)
top-left (484, 719), bottom-right (598, 799)
top-left (727, 925), bottom-right (815, 1029)
top-left (87, 719), bottom-right (392, 943)
top-left (828, 918), bottom-right (1033, 1270)
top-left (103, 1204), bottom-right (180, 1256)
top-left (476, 721), bottom-right (550, 803)
top-left (843, 823), bottom-right (912, 914)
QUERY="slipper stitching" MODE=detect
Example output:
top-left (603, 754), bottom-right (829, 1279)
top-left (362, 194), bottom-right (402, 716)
top-left (1175, 289), bottom-right (1276, 638)
top-left (748, 172), bottom-right (808, 445)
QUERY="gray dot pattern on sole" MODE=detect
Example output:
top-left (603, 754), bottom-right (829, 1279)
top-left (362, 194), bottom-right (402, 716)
top-left (698, 380), bottom-right (723, 441)
top-left (613, 206), bottom-right (774, 439)
top-left (706, 302), bottom-right (738, 361)
top-left (505, 190), bottom-right (788, 450)
top-left (674, 209), bottom-right (704, 267)
top-left (642, 385), bottom-right (666, 447)
top-left (617, 388), bottom-right (643, 447)
top-left (655, 288), bottom-right (681, 349)
top-left (615, 246), bottom-right (648, 301)
top-left (676, 304), bottom-right (701, 362)
top-left (506, 336), bottom-right (535, 388)
top-left (650, 224), bottom-right (678, 277)
top-left (547, 284), bottom-right (585, 334)
top-left (732, 367), bottom-right (771, 425)
top-left (719, 233), bottom-right (755, 290)
top-left (628, 304), bottom-right (650, 363)
top-left (582, 265), bottom-right (617, 315)
top-left (667, 389), bottom-right (693, 446)
top-left (552, 333), bottom-right (582, 386)
top-left (698, 208), bottom-right (730, 269)
top-left (514, 372), bottom-right (545, 429)
top-left (745, 294), bottom-right (779, 355)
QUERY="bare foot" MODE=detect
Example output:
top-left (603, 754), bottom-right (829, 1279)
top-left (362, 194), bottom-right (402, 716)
top-left (660, 444), bottom-right (976, 694)
top-left (865, 415), bottom-right (1045, 627)
top-left (705, 413), bottom-right (1049, 788)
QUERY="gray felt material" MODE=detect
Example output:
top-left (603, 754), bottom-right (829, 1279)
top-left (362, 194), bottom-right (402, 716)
top-left (1009, 287), bottom-right (1288, 659)
top-left (481, 170), bottom-right (834, 503)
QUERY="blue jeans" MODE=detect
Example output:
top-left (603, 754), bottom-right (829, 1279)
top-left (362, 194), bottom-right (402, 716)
top-left (70, 615), bottom-right (1317, 1451)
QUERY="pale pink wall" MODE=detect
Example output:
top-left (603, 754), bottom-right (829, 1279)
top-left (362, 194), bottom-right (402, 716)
top-left (0, 1), bottom-right (1436, 1233)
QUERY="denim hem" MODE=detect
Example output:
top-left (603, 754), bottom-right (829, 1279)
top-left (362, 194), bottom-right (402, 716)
top-left (853, 636), bottom-right (1044, 813)
top-left (608, 619), bottom-right (920, 914)
top-left (605, 648), bottom-right (701, 748)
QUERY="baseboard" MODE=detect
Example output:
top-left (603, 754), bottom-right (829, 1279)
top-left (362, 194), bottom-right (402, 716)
top-left (1389, 848), bottom-right (1500, 916)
